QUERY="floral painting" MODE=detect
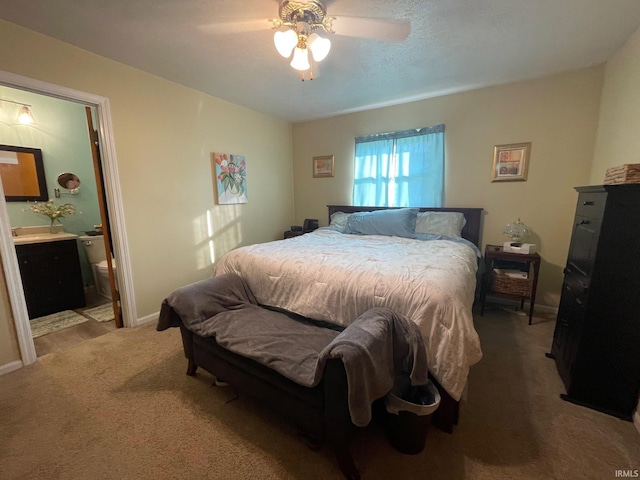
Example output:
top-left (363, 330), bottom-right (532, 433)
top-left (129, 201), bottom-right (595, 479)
top-left (212, 152), bottom-right (248, 204)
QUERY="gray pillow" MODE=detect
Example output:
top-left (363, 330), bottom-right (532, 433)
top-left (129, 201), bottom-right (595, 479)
top-left (329, 211), bottom-right (351, 229)
top-left (344, 208), bottom-right (419, 238)
top-left (414, 211), bottom-right (466, 237)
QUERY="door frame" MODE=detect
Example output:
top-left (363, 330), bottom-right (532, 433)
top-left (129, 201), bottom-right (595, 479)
top-left (0, 70), bottom-right (137, 366)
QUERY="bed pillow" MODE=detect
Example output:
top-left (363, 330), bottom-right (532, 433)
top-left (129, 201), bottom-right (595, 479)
top-left (414, 211), bottom-right (466, 237)
top-left (329, 211), bottom-right (351, 229)
top-left (344, 208), bottom-right (419, 238)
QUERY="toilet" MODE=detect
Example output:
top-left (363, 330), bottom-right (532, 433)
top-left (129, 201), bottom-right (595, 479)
top-left (79, 235), bottom-right (117, 300)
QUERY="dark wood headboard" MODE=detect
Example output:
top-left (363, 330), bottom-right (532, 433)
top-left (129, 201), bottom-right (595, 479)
top-left (327, 205), bottom-right (484, 248)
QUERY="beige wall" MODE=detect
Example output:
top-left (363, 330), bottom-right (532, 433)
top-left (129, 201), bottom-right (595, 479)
top-left (591, 25), bottom-right (640, 182)
top-left (0, 20), bottom-right (293, 365)
top-left (292, 67), bottom-right (605, 309)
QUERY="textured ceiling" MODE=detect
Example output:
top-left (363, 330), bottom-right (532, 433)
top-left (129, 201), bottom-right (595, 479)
top-left (1, 0), bottom-right (640, 123)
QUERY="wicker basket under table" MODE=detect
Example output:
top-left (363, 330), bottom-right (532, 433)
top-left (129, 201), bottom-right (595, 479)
top-left (491, 272), bottom-right (532, 297)
top-left (481, 245), bottom-right (542, 325)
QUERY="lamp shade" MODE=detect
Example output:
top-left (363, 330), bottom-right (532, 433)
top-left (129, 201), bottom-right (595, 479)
top-left (17, 106), bottom-right (35, 125)
top-left (308, 33), bottom-right (331, 62)
top-left (503, 218), bottom-right (531, 242)
top-left (290, 47), bottom-right (311, 71)
top-left (274, 30), bottom-right (298, 58)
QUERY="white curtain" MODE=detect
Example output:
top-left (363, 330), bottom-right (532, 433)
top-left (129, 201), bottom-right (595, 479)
top-left (353, 124), bottom-right (444, 207)
top-left (352, 138), bottom-right (394, 207)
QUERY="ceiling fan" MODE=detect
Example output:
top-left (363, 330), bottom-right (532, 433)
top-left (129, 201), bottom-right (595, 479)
top-left (198, 0), bottom-right (411, 80)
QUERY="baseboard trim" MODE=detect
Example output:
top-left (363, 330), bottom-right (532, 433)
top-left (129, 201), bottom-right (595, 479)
top-left (480, 295), bottom-right (558, 315)
top-left (134, 311), bottom-right (159, 327)
top-left (0, 360), bottom-right (23, 376)
top-left (531, 303), bottom-right (558, 315)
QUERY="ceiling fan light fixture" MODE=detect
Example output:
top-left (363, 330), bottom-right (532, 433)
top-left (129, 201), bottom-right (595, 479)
top-left (274, 29), bottom-right (298, 58)
top-left (200, 0), bottom-right (411, 81)
top-left (290, 47), bottom-right (311, 71)
top-left (307, 33), bottom-right (331, 62)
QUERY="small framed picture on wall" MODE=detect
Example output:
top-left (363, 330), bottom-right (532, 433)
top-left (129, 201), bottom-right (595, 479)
top-left (491, 143), bottom-right (531, 182)
top-left (312, 155), bottom-right (334, 178)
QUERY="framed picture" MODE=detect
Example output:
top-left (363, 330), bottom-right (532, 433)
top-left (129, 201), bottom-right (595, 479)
top-left (312, 155), bottom-right (334, 178)
top-left (0, 144), bottom-right (48, 201)
top-left (211, 152), bottom-right (248, 205)
top-left (491, 142), bottom-right (531, 182)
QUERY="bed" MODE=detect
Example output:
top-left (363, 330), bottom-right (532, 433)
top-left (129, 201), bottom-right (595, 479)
top-left (159, 205), bottom-right (484, 479)
top-left (158, 273), bottom-right (430, 479)
top-left (214, 206), bottom-right (484, 404)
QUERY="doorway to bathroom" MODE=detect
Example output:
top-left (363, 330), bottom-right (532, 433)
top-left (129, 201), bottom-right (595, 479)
top-left (1, 87), bottom-right (116, 356)
top-left (0, 71), bottom-right (136, 365)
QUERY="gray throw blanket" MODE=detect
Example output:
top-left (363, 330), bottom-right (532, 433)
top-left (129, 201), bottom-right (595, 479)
top-left (158, 273), bottom-right (430, 426)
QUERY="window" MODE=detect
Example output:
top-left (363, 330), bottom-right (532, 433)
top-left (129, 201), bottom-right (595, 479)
top-left (353, 124), bottom-right (444, 207)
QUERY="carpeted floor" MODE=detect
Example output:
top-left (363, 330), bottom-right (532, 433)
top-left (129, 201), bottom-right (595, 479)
top-left (0, 306), bottom-right (638, 479)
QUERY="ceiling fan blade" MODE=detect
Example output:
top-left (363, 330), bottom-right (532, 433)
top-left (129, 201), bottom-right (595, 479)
top-left (197, 19), bottom-right (274, 35)
top-left (330, 16), bottom-right (410, 42)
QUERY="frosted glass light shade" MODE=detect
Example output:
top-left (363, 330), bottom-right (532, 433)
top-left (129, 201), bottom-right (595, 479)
top-left (503, 218), bottom-right (531, 242)
top-left (274, 30), bottom-right (298, 58)
top-left (290, 47), bottom-right (310, 71)
top-left (17, 106), bottom-right (35, 125)
top-left (308, 33), bottom-right (331, 62)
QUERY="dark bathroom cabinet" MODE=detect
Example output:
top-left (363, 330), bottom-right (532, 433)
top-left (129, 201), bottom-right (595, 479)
top-left (550, 184), bottom-right (640, 419)
top-left (15, 239), bottom-right (86, 319)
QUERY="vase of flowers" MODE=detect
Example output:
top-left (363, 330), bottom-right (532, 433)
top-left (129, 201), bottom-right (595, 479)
top-left (214, 153), bottom-right (246, 196)
top-left (30, 200), bottom-right (76, 233)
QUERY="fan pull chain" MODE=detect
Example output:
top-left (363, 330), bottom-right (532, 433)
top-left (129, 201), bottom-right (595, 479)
top-left (299, 69), bottom-right (314, 82)
top-left (299, 68), bottom-right (314, 82)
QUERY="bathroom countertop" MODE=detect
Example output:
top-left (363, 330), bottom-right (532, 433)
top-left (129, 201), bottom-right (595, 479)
top-left (13, 232), bottom-right (79, 246)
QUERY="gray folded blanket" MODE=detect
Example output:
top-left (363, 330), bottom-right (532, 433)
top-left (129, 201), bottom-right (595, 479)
top-left (157, 273), bottom-right (258, 331)
top-left (319, 307), bottom-right (430, 425)
top-left (158, 273), bottom-right (429, 426)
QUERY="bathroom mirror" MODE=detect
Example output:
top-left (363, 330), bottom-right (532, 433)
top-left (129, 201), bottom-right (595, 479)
top-left (0, 144), bottom-right (48, 202)
top-left (57, 172), bottom-right (80, 190)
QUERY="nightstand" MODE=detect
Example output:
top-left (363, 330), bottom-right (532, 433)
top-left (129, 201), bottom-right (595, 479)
top-left (283, 230), bottom-right (304, 239)
top-left (480, 244), bottom-right (541, 325)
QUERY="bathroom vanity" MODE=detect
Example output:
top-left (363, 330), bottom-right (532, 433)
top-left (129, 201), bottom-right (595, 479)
top-left (14, 235), bottom-right (85, 319)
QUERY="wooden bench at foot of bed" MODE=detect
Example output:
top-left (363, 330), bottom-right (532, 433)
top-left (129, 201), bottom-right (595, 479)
top-left (178, 323), bottom-right (459, 479)
top-left (180, 324), bottom-right (360, 479)
top-left (159, 272), bottom-right (462, 479)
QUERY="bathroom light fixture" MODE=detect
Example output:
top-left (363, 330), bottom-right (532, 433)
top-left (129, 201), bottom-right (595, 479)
top-left (0, 98), bottom-right (36, 125)
top-left (272, 1), bottom-right (333, 81)
top-left (17, 105), bottom-right (36, 125)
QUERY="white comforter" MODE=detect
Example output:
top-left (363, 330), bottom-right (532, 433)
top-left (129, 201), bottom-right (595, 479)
top-left (214, 228), bottom-right (483, 400)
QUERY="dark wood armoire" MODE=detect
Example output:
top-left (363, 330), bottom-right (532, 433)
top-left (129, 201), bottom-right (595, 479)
top-left (550, 184), bottom-right (640, 419)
